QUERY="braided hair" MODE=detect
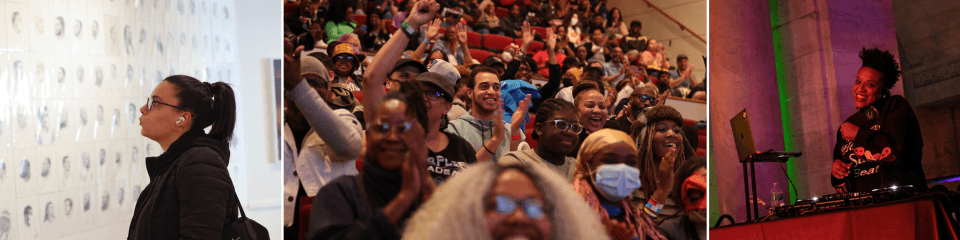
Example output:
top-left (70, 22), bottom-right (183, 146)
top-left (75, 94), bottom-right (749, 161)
top-left (164, 75), bottom-right (236, 143)
top-left (532, 98), bottom-right (576, 140)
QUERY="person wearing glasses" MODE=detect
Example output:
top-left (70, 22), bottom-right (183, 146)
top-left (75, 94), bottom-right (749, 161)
top-left (330, 43), bottom-right (363, 91)
top-left (402, 162), bottom-right (608, 240)
top-left (573, 129), bottom-right (667, 240)
top-left (128, 75), bottom-right (238, 239)
top-left (411, 72), bottom-right (478, 185)
top-left (613, 85), bottom-right (663, 134)
top-left (500, 99), bottom-right (581, 180)
top-left (309, 80), bottom-right (437, 239)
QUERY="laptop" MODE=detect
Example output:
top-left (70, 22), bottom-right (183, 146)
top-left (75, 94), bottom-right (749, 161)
top-left (730, 109), bottom-right (802, 162)
top-left (730, 108), bottom-right (756, 162)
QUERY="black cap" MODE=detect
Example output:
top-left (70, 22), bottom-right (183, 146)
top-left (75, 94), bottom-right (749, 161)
top-left (630, 20), bottom-right (642, 28)
top-left (483, 57), bottom-right (505, 68)
top-left (584, 61), bottom-right (605, 76)
top-left (391, 59), bottom-right (428, 75)
top-left (414, 72), bottom-right (455, 102)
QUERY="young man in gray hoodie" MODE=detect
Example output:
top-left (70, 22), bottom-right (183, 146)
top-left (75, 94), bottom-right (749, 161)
top-left (445, 67), bottom-right (531, 163)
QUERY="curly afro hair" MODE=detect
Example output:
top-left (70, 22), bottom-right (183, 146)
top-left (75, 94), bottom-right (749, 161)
top-left (859, 47), bottom-right (901, 96)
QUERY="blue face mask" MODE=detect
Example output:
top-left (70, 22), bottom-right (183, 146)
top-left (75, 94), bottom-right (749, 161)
top-left (593, 163), bottom-right (641, 202)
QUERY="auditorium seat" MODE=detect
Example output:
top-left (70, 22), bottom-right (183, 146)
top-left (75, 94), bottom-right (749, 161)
top-left (531, 26), bottom-right (547, 38)
top-left (351, 14), bottom-right (366, 26)
top-left (495, 7), bottom-right (510, 19)
top-left (385, 19), bottom-right (396, 33)
top-left (483, 34), bottom-right (514, 52)
top-left (470, 48), bottom-right (495, 63)
top-left (298, 196), bottom-right (315, 240)
top-left (466, 31), bottom-right (483, 48)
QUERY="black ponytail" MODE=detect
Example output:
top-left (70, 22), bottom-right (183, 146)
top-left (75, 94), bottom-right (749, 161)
top-left (165, 75), bottom-right (237, 143)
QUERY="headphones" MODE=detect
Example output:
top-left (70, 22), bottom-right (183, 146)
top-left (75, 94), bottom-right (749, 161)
top-left (176, 116), bottom-right (185, 124)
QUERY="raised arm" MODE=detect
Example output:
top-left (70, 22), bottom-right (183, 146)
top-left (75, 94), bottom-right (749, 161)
top-left (362, 0), bottom-right (440, 121)
top-left (457, 22), bottom-right (474, 67)
top-left (411, 19), bottom-right (443, 62)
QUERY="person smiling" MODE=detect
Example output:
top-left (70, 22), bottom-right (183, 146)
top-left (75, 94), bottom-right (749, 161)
top-left (500, 99), bottom-right (582, 180)
top-left (634, 105), bottom-right (697, 222)
top-left (402, 162), bottom-right (609, 240)
top-left (831, 47), bottom-right (925, 193)
top-left (128, 75), bottom-right (238, 239)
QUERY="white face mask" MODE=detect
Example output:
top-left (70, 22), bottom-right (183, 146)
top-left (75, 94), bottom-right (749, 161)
top-left (593, 163), bottom-right (642, 202)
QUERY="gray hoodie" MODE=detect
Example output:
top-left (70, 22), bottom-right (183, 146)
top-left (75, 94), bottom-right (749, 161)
top-left (445, 112), bottom-right (523, 163)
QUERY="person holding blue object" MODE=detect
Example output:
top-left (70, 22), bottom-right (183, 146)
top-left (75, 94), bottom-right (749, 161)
top-left (446, 67), bottom-right (531, 163)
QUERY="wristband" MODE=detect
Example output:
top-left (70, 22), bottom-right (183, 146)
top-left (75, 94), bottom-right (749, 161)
top-left (423, 39), bottom-right (430, 44)
top-left (644, 199), bottom-right (663, 218)
top-left (401, 21), bottom-right (418, 38)
top-left (511, 134), bottom-right (522, 140)
top-left (483, 144), bottom-right (495, 154)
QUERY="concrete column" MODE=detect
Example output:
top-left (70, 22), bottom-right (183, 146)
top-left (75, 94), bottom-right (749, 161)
top-left (708, 0), bottom-right (786, 224)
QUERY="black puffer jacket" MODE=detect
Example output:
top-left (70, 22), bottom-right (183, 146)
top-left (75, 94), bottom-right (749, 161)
top-left (128, 130), bottom-right (239, 239)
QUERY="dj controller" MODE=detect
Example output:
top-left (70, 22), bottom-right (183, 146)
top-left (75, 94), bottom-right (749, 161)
top-left (770, 185), bottom-right (924, 219)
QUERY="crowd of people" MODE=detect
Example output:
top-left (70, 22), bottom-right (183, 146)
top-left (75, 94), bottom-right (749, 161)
top-left (283, 0), bottom-right (707, 239)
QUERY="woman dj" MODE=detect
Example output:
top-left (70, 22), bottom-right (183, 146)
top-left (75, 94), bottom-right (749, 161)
top-left (830, 47), bottom-right (925, 193)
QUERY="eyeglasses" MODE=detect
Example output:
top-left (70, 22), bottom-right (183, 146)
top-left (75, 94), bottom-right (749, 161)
top-left (424, 90), bottom-right (447, 101)
top-left (548, 119), bottom-right (583, 134)
top-left (631, 94), bottom-right (658, 104)
top-left (487, 195), bottom-right (548, 220)
top-left (145, 97), bottom-right (183, 111)
top-left (334, 54), bottom-right (356, 62)
top-left (369, 120), bottom-right (415, 134)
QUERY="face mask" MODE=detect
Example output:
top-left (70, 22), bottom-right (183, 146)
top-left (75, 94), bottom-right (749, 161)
top-left (682, 169), bottom-right (707, 214)
top-left (593, 163), bottom-right (641, 202)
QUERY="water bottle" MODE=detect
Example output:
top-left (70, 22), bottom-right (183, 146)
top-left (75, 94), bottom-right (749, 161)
top-left (771, 182), bottom-right (784, 209)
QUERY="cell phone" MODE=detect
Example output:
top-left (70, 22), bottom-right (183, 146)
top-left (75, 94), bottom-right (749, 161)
top-left (361, 25), bottom-right (367, 32)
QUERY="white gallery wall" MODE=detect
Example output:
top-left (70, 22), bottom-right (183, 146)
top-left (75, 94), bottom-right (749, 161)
top-left (0, 0), bottom-right (263, 239)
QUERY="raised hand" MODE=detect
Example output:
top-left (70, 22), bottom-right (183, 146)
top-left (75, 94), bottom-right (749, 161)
top-left (521, 21), bottom-right (535, 46)
top-left (405, 0), bottom-right (441, 29)
top-left (283, 38), bottom-right (305, 90)
top-left (545, 26), bottom-right (557, 52)
top-left (493, 100), bottom-right (506, 141)
top-left (510, 94), bottom-right (532, 131)
top-left (425, 18), bottom-right (442, 40)
top-left (400, 121), bottom-right (428, 196)
top-left (456, 23), bottom-right (469, 45)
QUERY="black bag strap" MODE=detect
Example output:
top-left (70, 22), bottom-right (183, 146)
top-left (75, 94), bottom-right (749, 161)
top-left (205, 154), bottom-right (257, 239)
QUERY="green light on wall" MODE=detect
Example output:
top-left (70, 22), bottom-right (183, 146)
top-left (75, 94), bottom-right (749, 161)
top-left (769, 0), bottom-right (799, 204)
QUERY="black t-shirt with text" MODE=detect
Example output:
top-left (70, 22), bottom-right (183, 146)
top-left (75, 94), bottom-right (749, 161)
top-left (427, 132), bottom-right (478, 185)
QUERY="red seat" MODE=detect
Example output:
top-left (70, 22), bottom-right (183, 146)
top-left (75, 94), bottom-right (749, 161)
top-left (526, 41), bottom-right (545, 54)
top-left (531, 26), bottom-right (547, 38)
top-left (469, 49), bottom-right (494, 63)
top-left (385, 19), bottom-right (396, 33)
top-left (499, 0), bottom-right (516, 6)
top-left (525, 114), bottom-right (537, 148)
top-left (495, 7), bottom-right (510, 19)
top-left (436, 28), bottom-right (447, 40)
top-left (512, 39), bottom-right (545, 54)
top-left (483, 34), bottom-right (514, 52)
top-left (696, 148), bottom-right (706, 157)
top-left (351, 14), bottom-right (367, 26)
top-left (298, 196), bottom-right (316, 240)
top-left (466, 31), bottom-right (483, 48)
top-left (698, 134), bottom-right (706, 149)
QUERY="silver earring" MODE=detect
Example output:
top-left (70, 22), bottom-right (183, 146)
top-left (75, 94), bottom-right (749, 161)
top-left (176, 117), bottom-right (185, 124)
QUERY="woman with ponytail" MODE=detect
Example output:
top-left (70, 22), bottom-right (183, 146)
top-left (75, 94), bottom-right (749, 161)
top-left (128, 75), bottom-right (239, 239)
